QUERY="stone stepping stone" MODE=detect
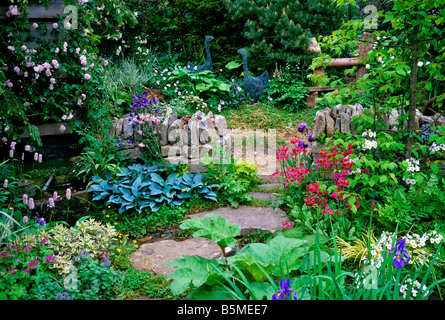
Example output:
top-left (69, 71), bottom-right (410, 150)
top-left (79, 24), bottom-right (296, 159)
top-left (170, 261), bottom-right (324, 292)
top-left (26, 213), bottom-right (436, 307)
top-left (130, 237), bottom-right (222, 276)
top-left (248, 192), bottom-right (279, 202)
top-left (190, 205), bottom-right (288, 235)
top-left (130, 206), bottom-right (289, 276)
top-left (257, 182), bottom-right (283, 191)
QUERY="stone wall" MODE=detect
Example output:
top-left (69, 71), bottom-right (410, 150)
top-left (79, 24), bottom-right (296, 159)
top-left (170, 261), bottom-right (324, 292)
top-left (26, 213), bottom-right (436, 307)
top-left (159, 109), bottom-right (231, 172)
top-left (311, 103), bottom-right (445, 142)
top-left (110, 109), bottom-right (231, 172)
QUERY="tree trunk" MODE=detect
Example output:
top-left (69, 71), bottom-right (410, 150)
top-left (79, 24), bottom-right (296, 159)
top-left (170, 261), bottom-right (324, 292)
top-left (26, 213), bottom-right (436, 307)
top-left (405, 14), bottom-right (420, 159)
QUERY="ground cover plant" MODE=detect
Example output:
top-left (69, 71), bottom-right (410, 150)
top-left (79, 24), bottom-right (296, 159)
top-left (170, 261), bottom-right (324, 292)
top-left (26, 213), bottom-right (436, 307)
top-left (0, 0), bottom-right (444, 303)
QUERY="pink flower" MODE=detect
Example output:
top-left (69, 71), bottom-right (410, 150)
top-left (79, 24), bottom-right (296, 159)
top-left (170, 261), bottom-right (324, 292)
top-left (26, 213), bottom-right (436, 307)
top-left (38, 154), bottom-right (43, 163)
top-left (21, 45), bottom-right (27, 51)
top-left (66, 188), bottom-right (71, 200)
top-left (54, 47), bottom-right (60, 54)
top-left (48, 198), bottom-right (54, 208)
top-left (53, 191), bottom-right (58, 201)
top-left (84, 73), bottom-right (91, 80)
top-left (53, 23), bottom-right (58, 28)
top-left (10, 141), bottom-right (16, 150)
top-left (59, 124), bottom-right (66, 132)
top-left (282, 221), bottom-right (293, 228)
top-left (33, 23), bottom-right (38, 28)
top-left (34, 152), bottom-right (38, 161)
top-left (50, 78), bottom-right (56, 84)
top-left (23, 194), bottom-right (28, 205)
top-left (25, 145), bottom-right (31, 152)
top-left (7, 46), bottom-right (14, 51)
top-left (3, 179), bottom-right (8, 188)
top-left (29, 198), bottom-right (35, 210)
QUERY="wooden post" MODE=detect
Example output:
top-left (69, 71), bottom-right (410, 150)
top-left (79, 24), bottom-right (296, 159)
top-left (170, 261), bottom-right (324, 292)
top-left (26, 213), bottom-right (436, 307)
top-left (307, 37), bottom-right (323, 107)
top-left (307, 37), bottom-right (324, 86)
top-left (356, 32), bottom-right (374, 81)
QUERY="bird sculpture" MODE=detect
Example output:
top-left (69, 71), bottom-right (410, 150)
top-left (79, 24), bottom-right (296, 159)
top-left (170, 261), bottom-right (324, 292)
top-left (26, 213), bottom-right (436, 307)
top-left (237, 48), bottom-right (269, 102)
top-left (187, 36), bottom-right (214, 73)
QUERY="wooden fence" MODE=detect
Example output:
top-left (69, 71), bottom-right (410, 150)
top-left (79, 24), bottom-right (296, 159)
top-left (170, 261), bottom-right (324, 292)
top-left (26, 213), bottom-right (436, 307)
top-left (306, 32), bottom-right (374, 107)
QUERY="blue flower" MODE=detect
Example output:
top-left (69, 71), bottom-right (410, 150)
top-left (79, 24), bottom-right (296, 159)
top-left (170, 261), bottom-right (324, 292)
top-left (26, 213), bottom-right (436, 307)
top-left (297, 122), bottom-right (307, 133)
top-left (272, 278), bottom-right (297, 300)
top-left (390, 238), bottom-right (410, 268)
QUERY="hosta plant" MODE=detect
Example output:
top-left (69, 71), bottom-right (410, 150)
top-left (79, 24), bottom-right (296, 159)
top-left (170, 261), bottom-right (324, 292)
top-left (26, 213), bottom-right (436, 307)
top-left (89, 163), bottom-right (218, 213)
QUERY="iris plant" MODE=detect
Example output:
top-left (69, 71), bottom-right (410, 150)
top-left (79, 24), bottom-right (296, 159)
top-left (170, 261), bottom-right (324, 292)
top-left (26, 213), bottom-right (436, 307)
top-left (272, 278), bottom-right (297, 300)
top-left (389, 238), bottom-right (410, 268)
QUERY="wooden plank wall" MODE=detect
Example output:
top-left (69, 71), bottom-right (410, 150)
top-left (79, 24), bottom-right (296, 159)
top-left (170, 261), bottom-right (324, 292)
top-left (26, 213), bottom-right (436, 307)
top-left (0, 0), bottom-right (65, 42)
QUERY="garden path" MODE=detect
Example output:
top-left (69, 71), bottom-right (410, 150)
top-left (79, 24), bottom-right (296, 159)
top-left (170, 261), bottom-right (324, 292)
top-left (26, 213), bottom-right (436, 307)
top-left (129, 182), bottom-right (286, 277)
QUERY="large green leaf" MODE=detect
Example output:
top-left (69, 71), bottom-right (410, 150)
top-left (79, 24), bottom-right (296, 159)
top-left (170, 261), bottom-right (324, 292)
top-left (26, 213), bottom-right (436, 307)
top-left (229, 235), bottom-right (307, 282)
top-left (165, 255), bottom-right (226, 295)
top-left (179, 214), bottom-right (241, 249)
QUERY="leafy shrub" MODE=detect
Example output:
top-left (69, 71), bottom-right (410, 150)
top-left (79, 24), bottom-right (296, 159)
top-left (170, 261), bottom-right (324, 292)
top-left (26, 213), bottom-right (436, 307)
top-left (264, 67), bottom-right (308, 112)
top-left (89, 163), bottom-right (218, 213)
top-left (0, 233), bottom-right (57, 300)
top-left (35, 218), bottom-right (119, 275)
top-left (26, 251), bottom-right (124, 300)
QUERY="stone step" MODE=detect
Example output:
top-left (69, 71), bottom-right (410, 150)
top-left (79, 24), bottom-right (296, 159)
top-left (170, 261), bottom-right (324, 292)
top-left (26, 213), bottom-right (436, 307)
top-left (248, 192), bottom-right (279, 202)
top-left (130, 205), bottom-right (289, 276)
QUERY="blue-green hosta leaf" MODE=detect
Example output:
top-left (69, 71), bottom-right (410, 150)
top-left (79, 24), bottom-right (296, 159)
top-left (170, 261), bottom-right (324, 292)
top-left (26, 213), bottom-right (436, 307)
top-left (149, 202), bottom-right (161, 212)
top-left (116, 167), bottom-right (130, 177)
top-left (107, 194), bottom-right (123, 204)
top-left (91, 176), bottom-right (103, 183)
top-left (149, 183), bottom-right (163, 195)
top-left (92, 192), bottom-right (109, 201)
top-left (166, 173), bottom-right (178, 184)
top-left (150, 173), bottom-right (165, 186)
top-left (182, 173), bottom-right (193, 185)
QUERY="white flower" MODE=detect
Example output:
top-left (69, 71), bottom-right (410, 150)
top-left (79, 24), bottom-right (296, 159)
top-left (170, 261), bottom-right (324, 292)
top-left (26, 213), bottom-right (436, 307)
top-left (365, 64), bottom-right (370, 69)
top-left (417, 61), bottom-right (424, 67)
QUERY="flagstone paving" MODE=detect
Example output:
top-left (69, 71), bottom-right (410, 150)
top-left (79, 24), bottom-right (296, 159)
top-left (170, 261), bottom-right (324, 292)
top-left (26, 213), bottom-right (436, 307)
top-left (130, 202), bottom-right (288, 277)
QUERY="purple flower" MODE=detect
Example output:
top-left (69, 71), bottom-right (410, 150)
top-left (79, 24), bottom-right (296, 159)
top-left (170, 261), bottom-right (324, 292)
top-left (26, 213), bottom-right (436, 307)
top-left (37, 215), bottom-right (45, 226)
top-left (272, 278), bottom-right (297, 300)
top-left (297, 123), bottom-right (307, 133)
top-left (389, 239), bottom-right (410, 268)
top-left (308, 132), bottom-right (313, 143)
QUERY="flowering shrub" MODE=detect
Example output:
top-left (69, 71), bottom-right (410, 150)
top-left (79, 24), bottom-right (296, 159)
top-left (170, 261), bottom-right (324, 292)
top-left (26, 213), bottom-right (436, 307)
top-left (339, 230), bottom-right (444, 269)
top-left (35, 218), bottom-right (119, 275)
top-left (0, 234), bottom-right (58, 300)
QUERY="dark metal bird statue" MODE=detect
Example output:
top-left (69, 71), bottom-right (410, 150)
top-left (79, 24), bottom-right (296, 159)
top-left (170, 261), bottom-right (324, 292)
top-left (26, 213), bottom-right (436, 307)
top-left (237, 48), bottom-right (269, 101)
top-left (187, 36), bottom-right (214, 73)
